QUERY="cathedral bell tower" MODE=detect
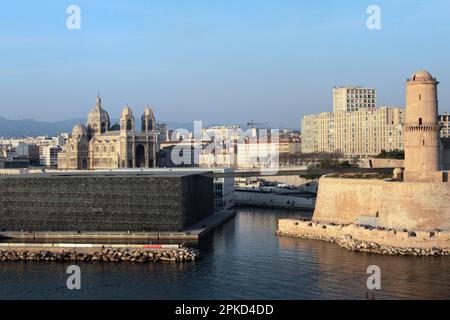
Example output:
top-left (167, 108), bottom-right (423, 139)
top-left (120, 105), bottom-right (135, 133)
top-left (141, 106), bottom-right (155, 132)
top-left (119, 105), bottom-right (135, 168)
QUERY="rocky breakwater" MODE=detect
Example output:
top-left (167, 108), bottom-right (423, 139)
top-left (0, 248), bottom-right (200, 263)
top-left (337, 235), bottom-right (450, 256)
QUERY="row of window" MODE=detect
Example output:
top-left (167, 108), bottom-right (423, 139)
top-left (345, 89), bottom-right (375, 93)
top-left (68, 144), bottom-right (116, 153)
top-left (92, 158), bottom-right (118, 165)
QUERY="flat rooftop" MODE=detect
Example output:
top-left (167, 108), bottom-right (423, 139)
top-left (0, 169), bottom-right (214, 179)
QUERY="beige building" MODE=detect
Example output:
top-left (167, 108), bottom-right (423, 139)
top-left (301, 106), bottom-right (404, 157)
top-left (333, 86), bottom-right (376, 112)
top-left (58, 96), bottom-right (157, 170)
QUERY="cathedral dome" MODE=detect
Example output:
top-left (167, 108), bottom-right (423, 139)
top-left (87, 107), bottom-right (110, 125)
top-left (110, 123), bottom-right (120, 131)
top-left (87, 95), bottom-right (110, 133)
top-left (72, 123), bottom-right (87, 138)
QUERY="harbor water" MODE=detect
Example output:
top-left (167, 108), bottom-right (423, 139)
top-left (0, 208), bottom-right (449, 299)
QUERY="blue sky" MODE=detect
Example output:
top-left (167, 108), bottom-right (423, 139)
top-left (0, 0), bottom-right (449, 128)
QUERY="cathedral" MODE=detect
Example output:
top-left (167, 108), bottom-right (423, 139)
top-left (58, 95), bottom-right (157, 170)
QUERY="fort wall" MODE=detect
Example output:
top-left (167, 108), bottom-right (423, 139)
top-left (312, 177), bottom-right (450, 231)
top-left (360, 158), bottom-right (404, 169)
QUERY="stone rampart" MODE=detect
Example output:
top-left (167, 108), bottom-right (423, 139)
top-left (361, 158), bottom-right (404, 168)
top-left (312, 177), bottom-right (450, 231)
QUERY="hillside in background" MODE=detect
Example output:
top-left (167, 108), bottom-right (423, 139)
top-left (0, 116), bottom-right (292, 138)
top-left (0, 117), bottom-right (85, 137)
top-left (0, 117), bottom-right (198, 137)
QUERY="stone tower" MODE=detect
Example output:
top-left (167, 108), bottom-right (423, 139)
top-left (404, 70), bottom-right (442, 182)
top-left (120, 105), bottom-right (135, 132)
top-left (119, 105), bottom-right (134, 168)
top-left (141, 106), bottom-right (155, 132)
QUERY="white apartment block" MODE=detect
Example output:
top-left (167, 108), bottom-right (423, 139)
top-left (40, 145), bottom-right (62, 168)
top-left (333, 86), bottom-right (376, 113)
top-left (301, 107), bottom-right (404, 157)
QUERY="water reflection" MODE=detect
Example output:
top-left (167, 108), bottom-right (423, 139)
top-left (278, 231), bottom-right (450, 299)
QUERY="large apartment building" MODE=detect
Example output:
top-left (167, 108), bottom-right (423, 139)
top-left (301, 106), bottom-right (404, 157)
top-left (332, 86), bottom-right (376, 112)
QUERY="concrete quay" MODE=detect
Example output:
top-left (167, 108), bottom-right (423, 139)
top-left (0, 210), bottom-right (235, 242)
top-left (235, 189), bottom-right (315, 210)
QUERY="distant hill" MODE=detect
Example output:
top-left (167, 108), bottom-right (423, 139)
top-left (0, 117), bottom-right (289, 138)
top-left (0, 117), bottom-right (85, 137)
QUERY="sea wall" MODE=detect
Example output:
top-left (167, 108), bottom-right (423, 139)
top-left (313, 177), bottom-right (450, 231)
top-left (277, 219), bottom-right (450, 255)
top-left (235, 191), bottom-right (315, 210)
top-left (0, 173), bottom-right (213, 232)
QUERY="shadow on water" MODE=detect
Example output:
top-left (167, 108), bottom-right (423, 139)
top-left (0, 208), bottom-right (449, 300)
